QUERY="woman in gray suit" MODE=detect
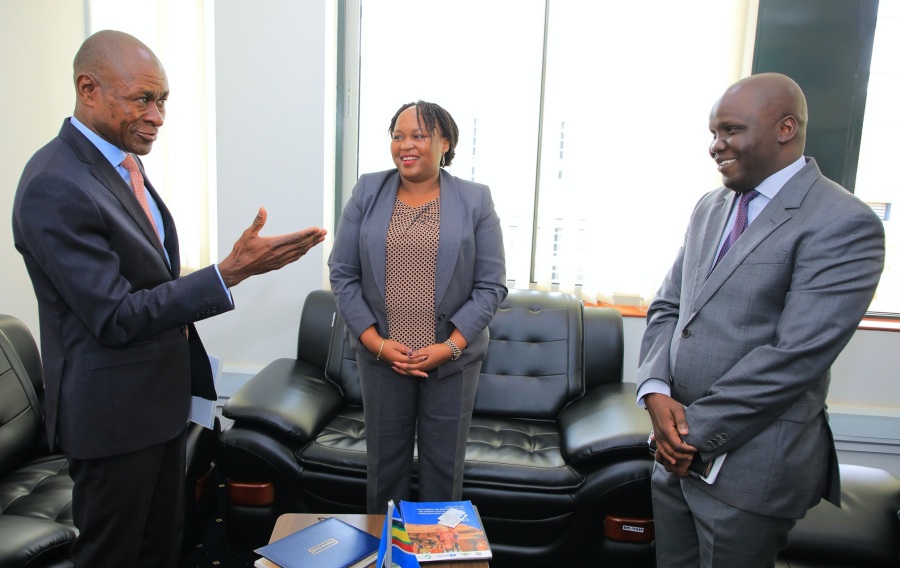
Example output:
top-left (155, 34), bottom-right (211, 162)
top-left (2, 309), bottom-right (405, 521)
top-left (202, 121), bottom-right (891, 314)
top-left (329, 100), bottom-right (507, 514)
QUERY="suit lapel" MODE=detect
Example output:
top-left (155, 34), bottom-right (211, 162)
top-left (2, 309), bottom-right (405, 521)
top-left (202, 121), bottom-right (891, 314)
top-left (142, 173), bottom-right (180, 277)
top-left (694, 190), bottom-right (732, 292)
top-left (434, 170), bottom-right (462, 308)
top-left (689, 159), bottom-right (818, 317)
top-left (61, 122), bottom-right (171, 270)
top-left (366, 172), bottom-right (400, 297)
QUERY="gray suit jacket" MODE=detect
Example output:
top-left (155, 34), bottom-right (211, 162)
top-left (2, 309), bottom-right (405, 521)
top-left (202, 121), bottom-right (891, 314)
top-left (328, 169), bottom-right (506, 377)
top-left (637, 158), bottom-right (884, 518)
top-left (13, 119), bottom-right (234, 459)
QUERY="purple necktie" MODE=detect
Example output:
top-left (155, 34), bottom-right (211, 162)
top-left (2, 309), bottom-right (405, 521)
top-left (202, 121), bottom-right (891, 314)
top-left (714, 189), bottom-right (759, 268)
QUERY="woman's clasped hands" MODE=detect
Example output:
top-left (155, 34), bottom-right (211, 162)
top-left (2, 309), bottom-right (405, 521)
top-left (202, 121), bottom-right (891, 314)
top-left (378, 338), bottom-right (459, 378)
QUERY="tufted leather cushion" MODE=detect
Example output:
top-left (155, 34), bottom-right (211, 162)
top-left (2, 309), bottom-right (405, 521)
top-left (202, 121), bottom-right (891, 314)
top-left (0, 315), bottom-right (76, 567)
top-left (0, 455), bottom-right (74, 526)
top-left (464, 415), bottom-right (582, 490)
top-left (299, 406), bottom-right (367, 473)
top-left (477, 290), bottom-right (583, 418)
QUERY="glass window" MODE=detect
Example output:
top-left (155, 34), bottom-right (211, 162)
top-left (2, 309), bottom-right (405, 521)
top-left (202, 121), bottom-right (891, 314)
top-left (854, 0), bottom-right (900, 315)
top-left (355, 0), bottom-right (546, 288)
top-left (89, 0), bottom-right (217, 270)
top-left (533, 2), bottom-right (754, 302)
top-left (352, 0), bottom-right (756, 306)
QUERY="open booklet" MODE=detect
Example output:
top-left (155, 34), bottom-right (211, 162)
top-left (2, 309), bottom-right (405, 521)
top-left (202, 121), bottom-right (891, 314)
top-left (398, 500), bottom-right (491, 562)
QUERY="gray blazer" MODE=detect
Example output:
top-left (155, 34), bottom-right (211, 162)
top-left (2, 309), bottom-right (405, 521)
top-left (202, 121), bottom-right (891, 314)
top-left (637, 158), bottom-right (884, 519)
top-left (328, 169), bottom-right (507, 377)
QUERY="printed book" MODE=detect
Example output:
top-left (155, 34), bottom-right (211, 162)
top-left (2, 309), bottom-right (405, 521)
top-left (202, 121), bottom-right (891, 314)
top-left (398, 500), bottom-right (492, 562)
top-left (254, 516), bottom-right (379, 568)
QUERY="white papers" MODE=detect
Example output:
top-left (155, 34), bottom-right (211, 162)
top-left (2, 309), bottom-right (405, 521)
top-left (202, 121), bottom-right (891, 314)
top-left (437, 507), bottom-right (469, 528)
top-left (691, 452), bottom-right (727, 485)
top-left (189, 355), bottom-right (222, 430)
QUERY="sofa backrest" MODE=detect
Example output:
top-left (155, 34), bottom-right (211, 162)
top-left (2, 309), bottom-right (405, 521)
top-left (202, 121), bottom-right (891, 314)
top-left (0, 315), bottom-right (44, 478)
top-left (321, 289), bottom-right (623, 418)
top-left (325, 310), bottom-right (364, 405)
top-left (582, 306), bottom-right (624, 389)
top-left (475, 289), bottom-right (584, 419)
top-left (297, 289), bottom-right (339, 371)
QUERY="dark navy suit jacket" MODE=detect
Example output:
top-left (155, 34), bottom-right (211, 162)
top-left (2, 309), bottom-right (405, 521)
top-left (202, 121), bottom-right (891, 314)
top-left (13, 119), bottom-right (233, 459)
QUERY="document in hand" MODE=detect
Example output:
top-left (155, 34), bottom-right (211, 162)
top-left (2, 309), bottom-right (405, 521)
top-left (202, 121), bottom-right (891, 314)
top-left (398, 500), bottom-right (492, 562)
top-left (254, 516), bottom-right (379, 568)
top-left (689, 452), bottom-right (727, 484)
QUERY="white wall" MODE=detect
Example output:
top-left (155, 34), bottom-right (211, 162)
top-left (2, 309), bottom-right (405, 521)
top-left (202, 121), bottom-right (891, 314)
top-left (194, 0), bottom-right (330, 373)
top-left (1, 1), bottom-right (897, 475)
top-left (0, 0), bottom-right (85, 335)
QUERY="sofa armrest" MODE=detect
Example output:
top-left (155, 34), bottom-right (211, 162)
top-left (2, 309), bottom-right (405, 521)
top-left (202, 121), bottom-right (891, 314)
top-left (779, 464), bottom-right (900, 567)
top-left (223, 358), bottom-right (344, 443)
top-left (0, 516), bottom-right (76, 568)
top-left (559, 382), bottom-right (651, 466)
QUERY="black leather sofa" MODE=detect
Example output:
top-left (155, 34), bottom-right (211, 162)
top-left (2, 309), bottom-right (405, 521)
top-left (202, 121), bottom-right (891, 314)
top-left (217, 289), bottom-right (657, 566)
top-left (777, 463), bottom-right (900, 568)
top-left (0, 314), bottom-right (219, 567)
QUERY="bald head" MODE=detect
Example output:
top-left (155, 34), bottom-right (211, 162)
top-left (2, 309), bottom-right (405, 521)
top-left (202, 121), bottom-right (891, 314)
top-left (72, 30), bottom-right (168, 155)
top-left (708, 73), bottom-right (808, 191)
top-left (724, 73), bottom-right (808, 150)
top-left (73, 30), bottom-right (162, 87)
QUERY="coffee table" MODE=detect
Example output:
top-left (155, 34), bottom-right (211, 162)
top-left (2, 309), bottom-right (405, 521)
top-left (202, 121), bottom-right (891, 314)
top-left (260, 512), bottom-right (490, 567)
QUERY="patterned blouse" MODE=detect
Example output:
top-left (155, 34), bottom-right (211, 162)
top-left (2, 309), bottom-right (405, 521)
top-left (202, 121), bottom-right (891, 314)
top-left (385, 196), bottom-right (440, 351)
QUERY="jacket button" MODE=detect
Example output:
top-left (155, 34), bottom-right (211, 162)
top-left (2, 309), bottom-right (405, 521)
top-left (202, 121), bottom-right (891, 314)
top-left (681, 328), bottom-right (690, 338)
top-left (437, 314), bottom-right (446, 321)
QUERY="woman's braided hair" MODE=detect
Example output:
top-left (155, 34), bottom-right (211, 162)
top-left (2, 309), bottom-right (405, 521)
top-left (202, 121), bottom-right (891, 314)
top-left (388, 100), bottom-right (459, 167)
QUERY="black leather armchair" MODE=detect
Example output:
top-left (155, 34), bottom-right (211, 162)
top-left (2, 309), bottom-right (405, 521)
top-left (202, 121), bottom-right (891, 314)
top-left (217, 289), bottom-right (655, 566)
top-left (0, 314), bottom-right (75, 568)
top-left (0, 314), bottom-right (220, 567)
top-left (778, 463), bottom-right (900, 568)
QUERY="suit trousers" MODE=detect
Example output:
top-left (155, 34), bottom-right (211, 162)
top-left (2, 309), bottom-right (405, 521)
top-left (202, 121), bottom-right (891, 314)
top-left (651, 462), bottom-right (796, 568)
top-left (67, 427), bottom-right (187, 568)
top-left (359, 357), bottom-right (480, 514)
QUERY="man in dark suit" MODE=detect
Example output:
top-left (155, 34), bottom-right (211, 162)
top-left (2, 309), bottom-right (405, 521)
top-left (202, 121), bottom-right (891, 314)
top-left (12, 30), bottom-right (326, 567)
top-left (636, 73), bottom-right (884, 567)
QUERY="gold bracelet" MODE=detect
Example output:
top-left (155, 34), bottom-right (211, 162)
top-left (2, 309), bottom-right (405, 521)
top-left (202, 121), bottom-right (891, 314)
top-left (376, 338), bottom-right (385, 361)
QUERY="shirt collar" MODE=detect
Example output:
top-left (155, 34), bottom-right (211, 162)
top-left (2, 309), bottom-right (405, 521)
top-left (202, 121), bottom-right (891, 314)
top-left (754, 156), bottom-right (806, 200)
top-left (69, 116), bottom-right (128, 168)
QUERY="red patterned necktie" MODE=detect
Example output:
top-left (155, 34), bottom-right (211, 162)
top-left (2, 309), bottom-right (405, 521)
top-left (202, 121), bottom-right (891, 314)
top-left (714, 189), bottom-right (759, 268)
top-left (121, 154), bottom-right (161, 242)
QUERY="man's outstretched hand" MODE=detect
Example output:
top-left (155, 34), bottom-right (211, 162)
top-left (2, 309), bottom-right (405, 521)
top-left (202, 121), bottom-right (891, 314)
top-left (218, 207), bottom-right (327, 288)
